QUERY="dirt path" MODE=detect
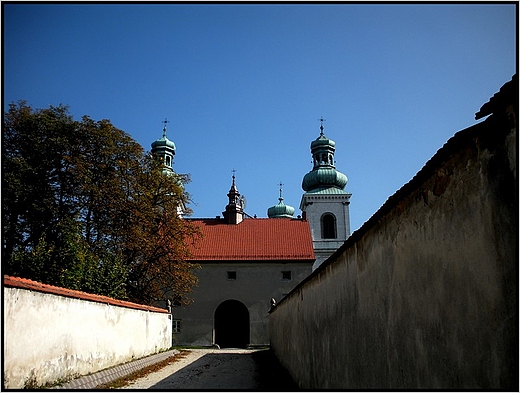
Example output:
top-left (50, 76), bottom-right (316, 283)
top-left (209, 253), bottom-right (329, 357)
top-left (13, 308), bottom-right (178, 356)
top-left (121, 348), bottom-right (296, 390)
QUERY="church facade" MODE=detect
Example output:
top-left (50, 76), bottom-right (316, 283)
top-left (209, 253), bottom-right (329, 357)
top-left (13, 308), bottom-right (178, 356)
top-left (151, 120), bottom-right (351, 347)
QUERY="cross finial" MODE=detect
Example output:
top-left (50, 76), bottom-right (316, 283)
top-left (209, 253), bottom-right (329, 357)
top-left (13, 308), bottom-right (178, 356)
top-left (162, 118), bottom-right (170, 137)
top-left (318, 117), bottom-right (326, 135)
top-left (231, 168), bottom-right (237, 182)
top-left (278, 181), bottom-right (284, 201)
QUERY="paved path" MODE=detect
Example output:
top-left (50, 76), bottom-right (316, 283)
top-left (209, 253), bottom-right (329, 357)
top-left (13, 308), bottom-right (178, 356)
top-left (55, 349), bottom-right (179, 389)
top-left (122, 348), bottom-right (297, 390)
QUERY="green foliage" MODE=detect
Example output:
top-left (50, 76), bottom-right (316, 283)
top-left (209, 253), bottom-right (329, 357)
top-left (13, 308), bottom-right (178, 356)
top-left (3, 101), bottom-right (200, 304)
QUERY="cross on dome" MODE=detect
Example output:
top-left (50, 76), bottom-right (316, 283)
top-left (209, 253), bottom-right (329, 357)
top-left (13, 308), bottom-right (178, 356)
top-left (162, 118), bottom-right (170, 137)
top-left (278, 181), bottom-right (284, 202)
top-left (267, 180), bottom-right (295, 218)
top-left (318, 117), bottom-right (326, 135)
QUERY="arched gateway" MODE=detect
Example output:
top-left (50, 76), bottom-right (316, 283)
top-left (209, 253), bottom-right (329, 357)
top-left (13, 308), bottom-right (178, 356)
top-left (214, 300), bottom-right (250, 348)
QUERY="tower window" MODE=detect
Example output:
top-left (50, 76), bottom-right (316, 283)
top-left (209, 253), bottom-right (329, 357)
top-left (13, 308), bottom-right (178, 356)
top-left (321, 213), bottom-right (337, 239)
top-left (165, 155), bottom-right (172, 167)
top-left (321, 154), bottom-right (327, 164)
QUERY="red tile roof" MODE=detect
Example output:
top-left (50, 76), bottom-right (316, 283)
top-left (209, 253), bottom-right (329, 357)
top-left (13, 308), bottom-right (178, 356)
top-left (3, 275), bottom-right (169, 313)
top-left (186, 218), bottom-right (315, 262)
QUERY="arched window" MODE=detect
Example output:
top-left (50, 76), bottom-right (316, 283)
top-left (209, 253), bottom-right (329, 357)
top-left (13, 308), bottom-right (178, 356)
top-left (321, 213), bottom-right (337, 239)
top-left (165, 155), bottom-right (171, 167)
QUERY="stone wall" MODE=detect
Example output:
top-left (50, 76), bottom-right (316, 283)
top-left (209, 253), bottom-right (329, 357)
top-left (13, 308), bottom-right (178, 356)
top-left (3, 276), bottom-right (172, 389)
top-left (270, 105), bottom-right (517, 389)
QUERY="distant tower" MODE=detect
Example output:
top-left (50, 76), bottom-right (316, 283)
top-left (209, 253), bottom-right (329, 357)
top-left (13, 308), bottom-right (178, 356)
top-left (300, 118), bottom-right (351, 270)
top-left (151, 118), bottom-right (176, 174)
top-left (222, 172), bottom-right (244, 225)
top-left (267, 182), bottom-right (295, 218)
top-left (151, 118), bottom-right (185, 216)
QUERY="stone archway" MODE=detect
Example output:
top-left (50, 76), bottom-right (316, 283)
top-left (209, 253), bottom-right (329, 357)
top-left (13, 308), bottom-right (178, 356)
top-left (214, 299), bottom-right (250, 348)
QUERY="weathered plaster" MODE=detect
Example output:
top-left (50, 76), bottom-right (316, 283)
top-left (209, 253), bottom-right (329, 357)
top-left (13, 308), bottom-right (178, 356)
top-left (3, 285), bottom-right (172, 388)
top-left (270, 113), bottom-right (517, 389)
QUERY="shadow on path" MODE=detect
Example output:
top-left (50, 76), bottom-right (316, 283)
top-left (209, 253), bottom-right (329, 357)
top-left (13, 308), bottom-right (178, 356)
top-left (149, 349), bottom-right (297, 390)
top-left (252, 349), bottom-right (298, 390)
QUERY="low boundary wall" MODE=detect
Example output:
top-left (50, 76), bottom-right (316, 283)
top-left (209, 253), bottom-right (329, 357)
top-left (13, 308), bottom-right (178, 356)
top-left (3, 276), bottom-right (172, 389)
top-left (270, 93), bottom-right (517, 389)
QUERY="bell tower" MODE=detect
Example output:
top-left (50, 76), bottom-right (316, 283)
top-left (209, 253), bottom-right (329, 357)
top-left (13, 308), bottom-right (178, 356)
top-left (300, 118), bottom-right (351, 270)
top-left (151, 118), bottom-right (185, 217)
top-left (151, 118), bottom-right (176, 174)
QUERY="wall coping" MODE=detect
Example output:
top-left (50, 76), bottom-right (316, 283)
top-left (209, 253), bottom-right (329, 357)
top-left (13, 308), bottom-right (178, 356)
top-left (3, 275), bottom-right (169, 314)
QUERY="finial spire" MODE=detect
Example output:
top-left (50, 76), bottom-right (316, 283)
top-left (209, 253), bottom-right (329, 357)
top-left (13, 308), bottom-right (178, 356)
top-left (162, 118), bottom-right (170, 137)
top-left (278, 181), bottom-right (284, 202)
top-left (224, 168), bottom-right (243, 224)
top-left (318, 117), bottom-right (326, 135)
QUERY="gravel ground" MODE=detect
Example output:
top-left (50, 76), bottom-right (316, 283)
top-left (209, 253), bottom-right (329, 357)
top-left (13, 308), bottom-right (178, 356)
top-left (121, 348), bottom-right (297, 390)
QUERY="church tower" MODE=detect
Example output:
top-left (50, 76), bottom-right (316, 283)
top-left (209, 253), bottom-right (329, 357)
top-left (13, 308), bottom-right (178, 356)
top-left (300, 118), bottom-right (351, 270)
top-left (151, 118), bottom-right (185, 216)
top-left (151, 118), bottom-right (176, 174)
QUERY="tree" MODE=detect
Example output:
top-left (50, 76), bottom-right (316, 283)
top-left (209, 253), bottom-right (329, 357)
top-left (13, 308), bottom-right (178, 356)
top-left (3, 101), bottom-right (200, 305)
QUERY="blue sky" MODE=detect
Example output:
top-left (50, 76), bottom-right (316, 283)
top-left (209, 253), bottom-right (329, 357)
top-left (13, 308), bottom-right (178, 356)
top-left (3, 3), bottom-right (516, 233)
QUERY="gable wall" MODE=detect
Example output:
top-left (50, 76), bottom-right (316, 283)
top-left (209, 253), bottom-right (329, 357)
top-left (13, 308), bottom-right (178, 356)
top-left (171, 261), bottom-right (312, 346)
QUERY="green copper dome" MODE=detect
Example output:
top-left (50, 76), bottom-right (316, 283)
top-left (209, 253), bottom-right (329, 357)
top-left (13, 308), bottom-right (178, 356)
top-left (268, 200), bottom-right (295, 218)
top-left (302, 121), bottom-right (348, 193)
top-left (310, 133), bottom-right (336, 149)
top-left (268, 184), bottom-right (295, 218)
top-left (151, 122), bottom-right (177, 174)
top-left (151, 135), bottom-right (176, 151)
top-left (302, 167), bottom-right (347, 192)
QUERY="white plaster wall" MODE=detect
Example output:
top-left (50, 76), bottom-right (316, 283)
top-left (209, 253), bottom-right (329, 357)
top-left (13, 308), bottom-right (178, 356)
top-left (3, 288), bottom-right (172, 388)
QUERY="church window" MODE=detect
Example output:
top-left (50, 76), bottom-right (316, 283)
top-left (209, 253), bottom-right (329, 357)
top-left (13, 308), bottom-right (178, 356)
top-left (227, 271), bottom-right (237, 280)
top-left (165, 155), bottom-right (171, 167)
top-left (173, 319), bottom-right (182, 333)
top-left (321, 213), bottom-right (337, 239)
top-left (281, 271), bottom-right (292, 281)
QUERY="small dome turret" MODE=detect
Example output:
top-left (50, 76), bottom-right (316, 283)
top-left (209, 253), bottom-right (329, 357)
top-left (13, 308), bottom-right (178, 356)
top-left (268, 183), bottom-right (295, 218)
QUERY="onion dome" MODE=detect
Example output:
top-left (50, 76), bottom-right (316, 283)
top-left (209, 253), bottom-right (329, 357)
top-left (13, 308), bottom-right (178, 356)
top-left (268, 183), bottom-right (295, 218)
top-left (151, 135), bottom-right (176, 150)
top-left (302, 167), bottom-right (348, 192)
top-left (151, 125), bottom-right (176, 151)
top-left (151, 119), bottom-right (176, 172)
top-left (302, 119), bottom-right (348, 193)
